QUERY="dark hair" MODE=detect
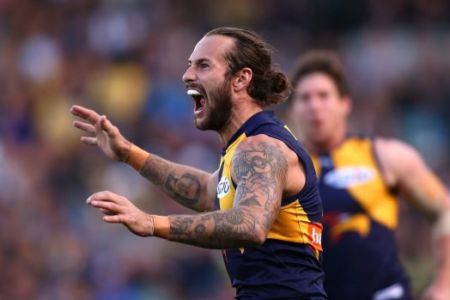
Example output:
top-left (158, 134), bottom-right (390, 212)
top-left (205, 27), bottom-right (290, 107)
top-left (291, 50), bottom-right (349, 97)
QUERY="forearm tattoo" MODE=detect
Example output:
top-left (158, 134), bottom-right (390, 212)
top-left (140, 155), bottom-right (209, 211)
top-left (164, 173), bottom-right (201, 207)
top-left (168, 140), bottom-right (288, 249)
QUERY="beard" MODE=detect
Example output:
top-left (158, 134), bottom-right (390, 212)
top-left (194, 78), bottom-right (232, 132)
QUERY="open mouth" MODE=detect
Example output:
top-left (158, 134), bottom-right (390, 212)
top-left (187, 89), bottom-right (207, 115)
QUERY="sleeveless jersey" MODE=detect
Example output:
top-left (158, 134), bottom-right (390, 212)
top-left (310, 136), bottom-right (412, 300)
top-left (216, 111), bottom-right (326, 299)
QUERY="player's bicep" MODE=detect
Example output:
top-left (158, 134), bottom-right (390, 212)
top-left (387, 141), bottom-right (449, 217)
top-left (401, 164), bottom-right (449, 217)
top-left (230, 136), bottom-right (288, 232)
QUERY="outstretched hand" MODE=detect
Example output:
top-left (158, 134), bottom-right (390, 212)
top-left (71, 105), bottom-right (131, 161)
top-left (87, 191), bottom-right (154, 237)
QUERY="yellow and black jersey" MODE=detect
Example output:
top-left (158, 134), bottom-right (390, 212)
top-left (311, 136), bottom-right (412, 300)
top-left (216, 111), bottom-right (326, 299)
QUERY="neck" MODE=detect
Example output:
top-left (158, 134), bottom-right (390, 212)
top-left (305, 122), bottom-right (347, 154)
top-left (218, 97), bottom-right (262, 145)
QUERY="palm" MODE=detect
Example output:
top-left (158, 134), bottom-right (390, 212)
top-left (96, 123), bottom-right (120, 160)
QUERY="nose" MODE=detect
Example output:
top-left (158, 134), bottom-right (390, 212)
top-left (182, 65), bottom-right (196, 84)
top-left (309, 97), bottom-right (322, 111)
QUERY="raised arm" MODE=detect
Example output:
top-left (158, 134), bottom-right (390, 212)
top-left (87, 135), bottom-right (288, 249)
top-left (71, 105), bottom-right (217, 212)
top-left (375, 138), bottom-right (450, 299)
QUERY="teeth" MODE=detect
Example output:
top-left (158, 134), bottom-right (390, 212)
top-left (187, 89), bottom-right (201, 96)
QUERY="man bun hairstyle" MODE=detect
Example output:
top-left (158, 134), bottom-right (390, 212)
top-left (291, 50), bottom-right (349, 97)
top-left (206, 27), bottom-right (290, 107)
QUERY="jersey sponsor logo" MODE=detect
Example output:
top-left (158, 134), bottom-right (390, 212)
top-left (311, 227), bottom-right (322, 246)
top-left (308, 222), bottom-right (323, 251)
top-left (324, 166), bottom-right (375, 189)
top-left (217, 176), bottom-right (231, 198)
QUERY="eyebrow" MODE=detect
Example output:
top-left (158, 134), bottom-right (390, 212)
top-left (188, 58), bottom-right (212, 66)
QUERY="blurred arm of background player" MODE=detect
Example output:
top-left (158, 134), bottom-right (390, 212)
top-left (375, 138), bottom-right (450, 300)
top-left (71, 105), bottom-right (289, 248)
top-left (71, 105), bottom-right (218, 213)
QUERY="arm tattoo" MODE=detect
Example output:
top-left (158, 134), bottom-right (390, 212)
top-left (140, 155), bottom-right (211, 211)
top-left (232, 141), bottom-right (288, 231)
top-left (167, 139), bottom-right (288, 249)
top-left (164, 173), bottom-right (201, 207)
top-left (168, 209), bottom-right (257, 248)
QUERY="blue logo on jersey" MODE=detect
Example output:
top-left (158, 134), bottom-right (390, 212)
top-left (217, 176), bottom-right (231, 198)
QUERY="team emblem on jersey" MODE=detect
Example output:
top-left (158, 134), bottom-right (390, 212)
top-left (324, 166), bottom-right (375, 189)
top-left (217, 176), bottom-right (231, 198)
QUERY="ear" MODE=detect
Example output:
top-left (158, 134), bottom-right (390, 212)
top-left (231, 67), bottom-right (253, 92)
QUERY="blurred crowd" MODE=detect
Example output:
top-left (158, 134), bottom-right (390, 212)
top-left (0, 0), bottom-right (449, 299)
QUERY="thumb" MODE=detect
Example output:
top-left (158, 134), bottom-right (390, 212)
top-left (99, 115), bottom-right (118, 138)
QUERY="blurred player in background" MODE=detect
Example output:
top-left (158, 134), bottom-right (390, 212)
top-left (289, 51), bottom-right (450, 300)
top-left (71, 27), bottom-right (327, 299)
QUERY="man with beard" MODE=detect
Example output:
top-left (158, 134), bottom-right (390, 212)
top-left (289, 51), bottom-right (450, 300)
top-left (71, 27), bottom-right (327, 299)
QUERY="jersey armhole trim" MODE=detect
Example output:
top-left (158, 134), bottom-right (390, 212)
top-left (370, 136), bottom-right (399, 196)
top-left (259, 132), bottom-right (309, 205)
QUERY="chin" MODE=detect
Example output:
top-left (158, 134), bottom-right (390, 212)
top-left (194, 117), bottom-right (209, 131)
top-left (194, 109), bottom-right (230, 132)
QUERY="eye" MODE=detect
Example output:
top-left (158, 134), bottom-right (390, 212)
top-left (296, 93), bottom-right (309, 102)
top-left (200, 62), bottom-right (209, 69)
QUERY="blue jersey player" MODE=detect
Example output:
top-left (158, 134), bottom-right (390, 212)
top-left (71, 28), bottom-right (327, 299)
top-left (289, 51), bottom-right (450, 300)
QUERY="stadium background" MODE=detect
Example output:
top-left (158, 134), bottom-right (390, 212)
top-left (0, 0), bottom-right (449, 299)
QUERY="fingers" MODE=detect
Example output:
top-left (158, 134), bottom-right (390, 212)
top-left (103, 215), bottom-right (124, 223)
top-left (72, 106), bottom-right (120, 144)
top-left (93, 115), bottom-right (118, 138)
top-left (88, 191), bottom-right (127, 221)
top-left (86, 191), bottom-right (134, 225)
top-left (70, 105), bottom-right (101, 124)
top-left (99, 208), bottom-right (116, 215)
top-left (80, 136), bottom-right (97, 145)
top-left (100, 116), bottom-right (118, 138)
top-left (94, 115), bottom-right (103, 136)
top-left (76, 119), bottom-right (97, 144)
top-left (90, 200), bottom-right (121, 214)
top-left (87, 191), bottom-right (127, 205)
top-left (73, 120), bottom-right (96, 135)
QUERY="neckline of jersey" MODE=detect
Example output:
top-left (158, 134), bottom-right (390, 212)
top-left (222, 110), bottom-right (276, 154)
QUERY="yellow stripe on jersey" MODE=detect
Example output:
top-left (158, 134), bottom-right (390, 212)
top-left (331, 213), bottom-right (371, 240)
top-left (218, 133), bottom-right (247, 210)
top-left (267, 199), bottom-right (323, 256)
top-left (330, 138), bottom-right (398, 229)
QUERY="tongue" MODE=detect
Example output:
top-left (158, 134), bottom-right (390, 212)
top-left (195, 97), bottom-right (206, 112)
